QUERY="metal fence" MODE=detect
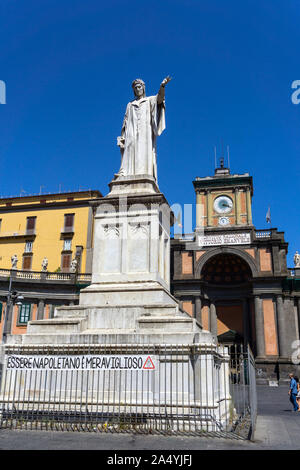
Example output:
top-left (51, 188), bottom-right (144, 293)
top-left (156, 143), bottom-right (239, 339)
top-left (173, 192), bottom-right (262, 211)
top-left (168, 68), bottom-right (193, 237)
top-left (0, 342), bottom-right (256, 440)
top-left (228, 344), bottom-right (257, 439)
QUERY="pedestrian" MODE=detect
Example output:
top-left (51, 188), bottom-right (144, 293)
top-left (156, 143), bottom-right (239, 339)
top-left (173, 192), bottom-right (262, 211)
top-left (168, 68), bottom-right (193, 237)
top-left (289, 373), bottom-right (299, 412)
top-left (295, 376), bottom-right (300, 411)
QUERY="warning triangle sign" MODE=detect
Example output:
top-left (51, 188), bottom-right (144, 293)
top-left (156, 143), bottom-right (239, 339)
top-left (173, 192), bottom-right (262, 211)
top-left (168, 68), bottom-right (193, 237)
top-left (143, 356), bottom-right (155, 370)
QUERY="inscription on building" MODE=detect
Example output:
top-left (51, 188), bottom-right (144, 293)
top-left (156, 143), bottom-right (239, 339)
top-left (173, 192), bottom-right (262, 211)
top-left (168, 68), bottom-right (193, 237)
top-left (198, 232), bottom-right (251, 247)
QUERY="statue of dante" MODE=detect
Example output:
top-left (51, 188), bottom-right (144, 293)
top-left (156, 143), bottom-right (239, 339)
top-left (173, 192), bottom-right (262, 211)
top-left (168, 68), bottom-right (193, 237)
top-left (294, 251), bottom-right (300, 268)
top-left (116, 76), bottom-right (171, 181)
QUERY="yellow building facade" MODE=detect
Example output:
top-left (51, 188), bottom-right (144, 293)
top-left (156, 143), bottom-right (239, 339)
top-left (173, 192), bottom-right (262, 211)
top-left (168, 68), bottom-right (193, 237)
top-left (0, 190), bottom-right (102, 273)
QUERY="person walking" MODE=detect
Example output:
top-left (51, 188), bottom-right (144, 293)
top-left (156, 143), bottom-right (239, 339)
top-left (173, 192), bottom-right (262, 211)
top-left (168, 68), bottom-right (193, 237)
top-left (289, 373), bottom-right (299, 412)
top-left (295, 376), bottom-right (300, 411)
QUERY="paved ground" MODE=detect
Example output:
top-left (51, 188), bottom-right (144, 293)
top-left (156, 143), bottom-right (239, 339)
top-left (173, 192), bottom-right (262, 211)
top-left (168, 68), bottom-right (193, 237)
top-left (0, 385), bottom-right (299, 450)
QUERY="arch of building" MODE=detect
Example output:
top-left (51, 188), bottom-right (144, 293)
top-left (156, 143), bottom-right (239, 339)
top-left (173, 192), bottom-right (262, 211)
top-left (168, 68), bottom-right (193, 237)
top-left (201, 253), bottom-right (252, 285)
top-left (194, 246), bottom-right (259, 279)
top-left (194, 248), bottom-right (256, 351)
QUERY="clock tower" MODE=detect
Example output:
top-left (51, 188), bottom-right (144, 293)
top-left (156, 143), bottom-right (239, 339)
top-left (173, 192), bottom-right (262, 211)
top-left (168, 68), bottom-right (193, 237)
top-left (193, 158), bottom-right (253, 229)
top-left (171, 161), bottom-right (296, 385)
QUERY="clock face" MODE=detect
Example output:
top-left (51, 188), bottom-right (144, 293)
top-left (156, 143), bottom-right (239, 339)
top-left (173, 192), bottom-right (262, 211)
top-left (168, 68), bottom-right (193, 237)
top-left (219, 216), bottom-right (230, 226)
top-left (213, 196), bottom-right (233, 214)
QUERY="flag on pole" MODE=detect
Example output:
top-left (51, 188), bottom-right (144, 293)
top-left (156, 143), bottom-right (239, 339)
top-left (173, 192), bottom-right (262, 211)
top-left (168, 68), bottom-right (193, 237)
top-left (266, 207), bottom-right (271, 224)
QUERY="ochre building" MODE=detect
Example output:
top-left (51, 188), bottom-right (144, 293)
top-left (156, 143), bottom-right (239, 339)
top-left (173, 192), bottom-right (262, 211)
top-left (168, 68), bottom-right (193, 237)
top-left (0, 190), bottom-right (102, 273)
top-left (0, 190), bottom-right (101, 339)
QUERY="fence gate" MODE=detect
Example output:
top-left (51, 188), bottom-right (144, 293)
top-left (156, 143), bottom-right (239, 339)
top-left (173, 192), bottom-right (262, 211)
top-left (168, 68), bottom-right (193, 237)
top-left (0, 342), bottom-right (256, 439)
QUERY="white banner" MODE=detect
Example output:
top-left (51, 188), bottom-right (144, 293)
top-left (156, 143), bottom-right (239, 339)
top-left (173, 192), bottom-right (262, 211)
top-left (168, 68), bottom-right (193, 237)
top-left (6, 354), bottom-right (156, 371)
top-left (198, 232), bottom-right (251, 247)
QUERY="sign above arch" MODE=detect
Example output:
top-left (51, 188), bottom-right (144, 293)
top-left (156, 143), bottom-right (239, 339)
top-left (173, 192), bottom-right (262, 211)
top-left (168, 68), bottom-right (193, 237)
top-left (197, 232), bottom-right (251, 247)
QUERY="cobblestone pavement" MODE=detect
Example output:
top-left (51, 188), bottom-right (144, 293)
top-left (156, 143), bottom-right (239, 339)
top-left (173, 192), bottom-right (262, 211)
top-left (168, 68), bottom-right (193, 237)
top-left (0, 385), bottom-right (299, 450)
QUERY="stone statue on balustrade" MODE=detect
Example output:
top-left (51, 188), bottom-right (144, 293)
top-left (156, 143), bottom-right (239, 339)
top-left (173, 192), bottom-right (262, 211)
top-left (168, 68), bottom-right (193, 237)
top-left (41, 257), bottom-right (48, 272)
top-left (115, 76), bottom-right (172, 181)
top-left (70, 258), bottom-right (78, 273)
top-left (294, 251), bottom-right (300, 268)
top-left (11, 254), bottom-right (18, 270)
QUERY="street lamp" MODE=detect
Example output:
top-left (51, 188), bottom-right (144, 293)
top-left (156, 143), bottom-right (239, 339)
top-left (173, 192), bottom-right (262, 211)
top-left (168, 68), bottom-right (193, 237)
top-left (1, 274), bottom-right (24, 343)
top-left (15, 295), bottom-right (24, 307)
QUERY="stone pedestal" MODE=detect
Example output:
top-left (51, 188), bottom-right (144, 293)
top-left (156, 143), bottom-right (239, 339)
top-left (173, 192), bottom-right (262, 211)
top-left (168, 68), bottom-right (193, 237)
top-left (5, 176), bottom-right (210, 344)
top-left (1, 177), bottom-right (231, 432)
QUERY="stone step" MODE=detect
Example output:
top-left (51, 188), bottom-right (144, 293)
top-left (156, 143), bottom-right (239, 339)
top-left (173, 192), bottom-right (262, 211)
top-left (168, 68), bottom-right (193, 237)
top-left (143, 304), bottom-right (180, 316)
top-left (138, 315), bottom-right (196, 332)
top-left (7, 329), bottom-right (214, 346)
top-left (27, 317), bottom-right (87, 335)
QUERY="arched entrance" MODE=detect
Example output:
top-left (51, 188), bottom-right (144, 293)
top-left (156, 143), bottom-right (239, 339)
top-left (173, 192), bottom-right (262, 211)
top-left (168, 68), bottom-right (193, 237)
top-left (199, 253), bottom-right (254, 349)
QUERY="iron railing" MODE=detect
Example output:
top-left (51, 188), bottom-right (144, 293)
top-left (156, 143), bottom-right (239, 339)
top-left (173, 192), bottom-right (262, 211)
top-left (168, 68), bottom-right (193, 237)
top-left (227, 344), bottom-right (257, 439)
top-left (0, 342), bottom-right (256, 439)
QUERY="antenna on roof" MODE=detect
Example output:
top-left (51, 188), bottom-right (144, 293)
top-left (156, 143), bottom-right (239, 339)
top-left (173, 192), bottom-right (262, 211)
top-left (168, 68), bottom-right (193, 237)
top-left (214, 146), bottom-right (217, 169)
top-left (227, 145), bottom-right (230, 170)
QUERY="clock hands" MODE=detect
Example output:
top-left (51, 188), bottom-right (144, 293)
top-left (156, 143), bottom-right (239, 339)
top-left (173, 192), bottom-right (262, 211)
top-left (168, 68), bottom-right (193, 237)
top-left (214, 196), bottom-right (233, 214)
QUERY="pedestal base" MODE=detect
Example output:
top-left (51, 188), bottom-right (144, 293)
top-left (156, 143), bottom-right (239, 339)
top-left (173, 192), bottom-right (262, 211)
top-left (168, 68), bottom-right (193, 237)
top-left (107, 174), bottom-right (160, 197)
top-left (12, 299), bottom-right (211, 345)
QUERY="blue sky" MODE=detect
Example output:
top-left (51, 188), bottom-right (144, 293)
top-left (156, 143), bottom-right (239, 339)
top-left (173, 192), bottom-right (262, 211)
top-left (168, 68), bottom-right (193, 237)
top-left (0, 0), bottom-right (299, 265)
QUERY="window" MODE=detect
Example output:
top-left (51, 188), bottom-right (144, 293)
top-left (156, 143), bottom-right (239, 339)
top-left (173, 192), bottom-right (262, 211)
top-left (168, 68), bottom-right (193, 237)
top-left (26, 217), bottom-right (36, 234)
top-left (64, 214), bottom-right (74, 229)
top-left (0, 219), bottom-right (2, 231)
top-left (61, 254), bottom-right (71, 272)
top-left (63, 239), bottom-right (72, 251)
top-left (25, 241), bottom-right (33, 253)
top-left (0, 302), bottom-right (2, 322)
top-left (22, 256), bottom-right (32, 270)
top-left (19, 303), bottom-right (31, 324)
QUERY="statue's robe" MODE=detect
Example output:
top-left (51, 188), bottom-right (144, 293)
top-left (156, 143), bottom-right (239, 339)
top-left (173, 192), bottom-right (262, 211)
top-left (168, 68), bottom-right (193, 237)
top-left (117, 95), bottom-right (165, 180)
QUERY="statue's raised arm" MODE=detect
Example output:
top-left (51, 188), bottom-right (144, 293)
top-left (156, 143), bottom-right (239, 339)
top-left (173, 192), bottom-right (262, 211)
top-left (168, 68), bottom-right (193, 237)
top-left (157, 76), bottom-right (172, 104)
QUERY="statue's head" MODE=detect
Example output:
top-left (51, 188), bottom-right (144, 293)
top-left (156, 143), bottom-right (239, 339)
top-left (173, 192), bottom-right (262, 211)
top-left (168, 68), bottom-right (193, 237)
top-left (132, 79), bottom-right (145, 98)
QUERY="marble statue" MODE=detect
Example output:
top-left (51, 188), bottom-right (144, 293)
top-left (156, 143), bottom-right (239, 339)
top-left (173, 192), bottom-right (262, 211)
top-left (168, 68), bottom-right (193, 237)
top-left (41, 257), bottom-right (48, 272)
top-left (70, 258), bottom-right (78, 273)
top-left (116, 76), bottom-right (172, 181)
top-left (294, 251), bottom-right (300, 268)
top-left (11, 254), bottom-right (18, 269)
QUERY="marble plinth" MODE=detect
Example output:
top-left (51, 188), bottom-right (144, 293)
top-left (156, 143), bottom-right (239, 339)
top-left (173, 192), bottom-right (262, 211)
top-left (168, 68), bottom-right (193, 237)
top-left (108, 174), bottom-right (160, 197)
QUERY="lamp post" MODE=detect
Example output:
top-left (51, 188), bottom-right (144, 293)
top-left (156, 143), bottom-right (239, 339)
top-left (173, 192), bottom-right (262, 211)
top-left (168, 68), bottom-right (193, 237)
top-left (1, 273), bottom-right (24, 344)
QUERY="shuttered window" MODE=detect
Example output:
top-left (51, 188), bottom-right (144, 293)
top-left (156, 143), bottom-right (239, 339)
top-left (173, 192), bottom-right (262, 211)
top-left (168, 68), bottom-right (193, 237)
top-left (26, 217), bottom-right (36, 231)
top-left (19, 303), bottom-right (31, 324)
top-left (61, 254), bottom-right (71, 271)
top-left (23, 256), bottom-right (32, 270)
top-left (64, 214), bottom-right (74, 228)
